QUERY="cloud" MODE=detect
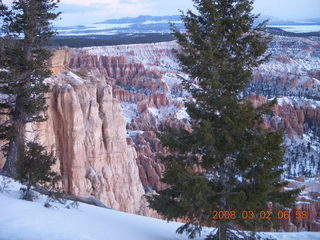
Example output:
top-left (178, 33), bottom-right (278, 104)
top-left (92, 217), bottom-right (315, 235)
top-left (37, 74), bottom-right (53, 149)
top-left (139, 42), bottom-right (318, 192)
top-left (52, 0), bottom-right (156, 26)
top-left (3, 0), bottom-right (319, 27)
top-left (1, 0), bottom-right (189, 26)
top-left (100, 0), bottom-right (154, 16)
top-left (59, 3), bottom-right (102, 14)
top-left (254, 0), bottom-right (320, 19)
top-left (59, 0), bottom-right (103, 5)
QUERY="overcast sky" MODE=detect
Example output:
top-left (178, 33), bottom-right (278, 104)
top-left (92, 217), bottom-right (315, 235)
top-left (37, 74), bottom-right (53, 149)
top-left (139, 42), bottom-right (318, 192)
top-left (3, 0), bottom-right (320, 26)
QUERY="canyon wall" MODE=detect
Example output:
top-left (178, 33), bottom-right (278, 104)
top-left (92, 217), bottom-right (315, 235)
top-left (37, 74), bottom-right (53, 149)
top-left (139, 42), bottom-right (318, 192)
top-left (24, 50), bottom-right (150, 215)
top-left (67, 37), bottom-right (320, 189)
top-left (65, 37), bottom-right (320, 230)
top-left (1, 36), bottom-right (320, 230)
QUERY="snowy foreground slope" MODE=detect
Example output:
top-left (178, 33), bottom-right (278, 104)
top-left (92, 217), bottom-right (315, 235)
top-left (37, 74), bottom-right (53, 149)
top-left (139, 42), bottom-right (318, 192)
top-left (0, 177), bottom-right (320, 240)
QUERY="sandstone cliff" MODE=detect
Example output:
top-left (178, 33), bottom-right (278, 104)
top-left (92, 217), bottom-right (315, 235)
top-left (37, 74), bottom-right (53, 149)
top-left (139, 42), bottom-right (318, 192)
top-left (1, 37), bottom-right (320, 231)
top-left (66, 37), bottom-right (320, 190)
top-left (65, 38), bottom-right (320, 231)
top-left (24, 50), bottom-right (150, 215)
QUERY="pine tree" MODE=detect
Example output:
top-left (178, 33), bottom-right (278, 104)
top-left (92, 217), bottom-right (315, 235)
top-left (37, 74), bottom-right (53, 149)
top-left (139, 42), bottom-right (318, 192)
top-left (147, 0), bottom-right (299, 239)
top-left (0, 0), bottom-right (60, 176)
top-left (16, 141), bottom-right (59, 201)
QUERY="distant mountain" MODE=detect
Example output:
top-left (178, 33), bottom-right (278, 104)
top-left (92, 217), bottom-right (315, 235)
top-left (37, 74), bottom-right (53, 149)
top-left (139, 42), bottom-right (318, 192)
top-left (97, 14), bottom-right (320, 26)
top-left (302, 17), bottom-right (320, 25)
top-left (55, 15), bottom-right (320, 36)
top-left (56, 15), bottom-right (183, 36)
top-left (96, 15), bottom-right (181, 25)
top-left (252, 15), bottom-right (320, 25)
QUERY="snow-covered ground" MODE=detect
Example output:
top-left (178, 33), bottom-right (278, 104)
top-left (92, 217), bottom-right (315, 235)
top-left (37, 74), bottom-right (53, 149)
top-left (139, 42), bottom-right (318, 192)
top-left (1, 176), bottom-right (320, 240)
top-left (268, 25), bottom-right (320, 33)
top-left (0, 176), bottom-right (208, 240)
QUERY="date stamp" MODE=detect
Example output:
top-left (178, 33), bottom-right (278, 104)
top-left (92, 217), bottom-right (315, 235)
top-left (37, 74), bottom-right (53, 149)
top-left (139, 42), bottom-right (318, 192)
top-left (212, 210), bottom-right (308, 220)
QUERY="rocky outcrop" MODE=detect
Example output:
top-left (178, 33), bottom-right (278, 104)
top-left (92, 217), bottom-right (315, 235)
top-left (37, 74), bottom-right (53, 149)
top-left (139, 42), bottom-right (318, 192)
top-left (48, 48), bottom-right (70, 75)
top-left (66, 37), bottom-right (320, 191)
top-left (66, 42), bottom-right (187, 192)
top-left (25, 66), bottom-right (150, 215)
top-left (247, 94), bottom-right (320, 177)
top-left (278, 177), bottom-right (320, 232)
top-left (248, 94), bottom-right (320, 138)
top-left (48, 37), bottom-right (320, 231)
top-left (65, 37), bottom-right (320, 232)
top-left (248, 36), bottom-right (320, 100)
top-left (1, 37), bottom-right (320, 231)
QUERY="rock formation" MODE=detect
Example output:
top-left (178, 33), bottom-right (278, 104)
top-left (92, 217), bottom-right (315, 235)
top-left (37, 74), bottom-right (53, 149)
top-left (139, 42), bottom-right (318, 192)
top-left (1, 36), bottom-right (320, 232)
top-left (24, 51), bottom-right (150, 215)
top-left (278, 177), bottom-right (320, 232)
top-left (65, 37), bottom-right (320, 231)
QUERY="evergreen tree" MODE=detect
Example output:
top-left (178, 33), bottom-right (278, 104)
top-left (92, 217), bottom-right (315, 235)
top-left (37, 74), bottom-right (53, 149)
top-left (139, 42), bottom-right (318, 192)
top-left (0, 0), bottom-right (60, 176)
top-left (16, 141), bottom-right (59, 201)
top-left (147, 0), bottom-right (299, 239)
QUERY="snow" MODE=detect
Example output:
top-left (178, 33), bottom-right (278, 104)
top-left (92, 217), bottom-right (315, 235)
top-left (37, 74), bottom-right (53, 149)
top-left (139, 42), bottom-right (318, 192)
top-left (0, 93), bottom-right (9, 100)
top-left (82, 41), bottom-right (180, 70)
top-left (121, 102), bottom-right (138, 124)
top-left (142, 20), bottom-right (182, 25)
top-left (43, 77), bottom-right (55, 84)
top-left (59, 31), bottom-right (118, 36)
top-left (64, 72), bottom-right (85, 85)
top-left (163, 72), bottom-right (182, 91)
top-left (57, 23), bottom-right (133, 36)
top-left (267, 25), bottom-right (320, 33)
top-left (147, 105), bottom-right (190, 122)
top-left (128, 130), bottom-right (144, 138)
top-left (259, 57), bottom-right (320, 73)
top-left (282, 125), bottom-right (320, 177)
top-left (1, 176), bottom-right (320, 240)
top-left (305, 178), bottom-right (320, 184)
top-left (277, 97), bottom-right (294, 106)
top-left (258, 37), bottom-right (320, 80)
top-left (176, 108), bottom-right (190, 120)
top-left (45, 71), bottom-right (86, 86)
top-left (85, 23), bottom-right (133, 30)
top-left (1, 194), bottom-right (190, 240)
top-left (296, 201), bottom-right (311, 205)
top-left (148, 107), bottom-right (159, 116)
top-left (0, 176), bottom-right (208, 240)
top-left (276, 96), bottom-right (320, 110)
top-left (271, 232), bottom-right (320, 240)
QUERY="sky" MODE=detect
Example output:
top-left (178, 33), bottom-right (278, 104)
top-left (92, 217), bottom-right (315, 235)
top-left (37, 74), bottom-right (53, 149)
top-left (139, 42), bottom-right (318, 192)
top-left (2, 0), bottom-right (320, 26)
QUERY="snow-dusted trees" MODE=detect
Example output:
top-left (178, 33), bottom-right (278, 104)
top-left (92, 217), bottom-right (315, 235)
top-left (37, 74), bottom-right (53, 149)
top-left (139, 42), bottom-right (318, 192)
top-left (0, 0), bottom-right (60, 176)
top-left (147, 0), bottom-right (299, 239)
top-left (0, 0), bottom-right (60, 199)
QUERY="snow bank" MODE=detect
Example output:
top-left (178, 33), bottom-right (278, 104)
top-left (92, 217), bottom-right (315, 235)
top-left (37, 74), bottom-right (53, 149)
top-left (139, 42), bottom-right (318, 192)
top-left (0, 176), bottom-right (209, 240)
top-left (1, 178), bottom-right (320, 240)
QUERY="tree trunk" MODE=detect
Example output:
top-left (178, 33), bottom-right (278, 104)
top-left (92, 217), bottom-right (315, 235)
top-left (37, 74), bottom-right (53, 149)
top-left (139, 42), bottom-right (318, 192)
top-left (24, 182), bottom-right (32, 200)
top-left (3, 141), bottom-right (17, 176)
top-left (218, 223), bottom-right (227, 240)
top-left (3, 118), bottom-right (26, 176)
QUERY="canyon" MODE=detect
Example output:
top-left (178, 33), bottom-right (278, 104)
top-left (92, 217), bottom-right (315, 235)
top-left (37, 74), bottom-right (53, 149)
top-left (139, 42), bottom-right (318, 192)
top-left (1, 35), bottom-right (320, 231)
